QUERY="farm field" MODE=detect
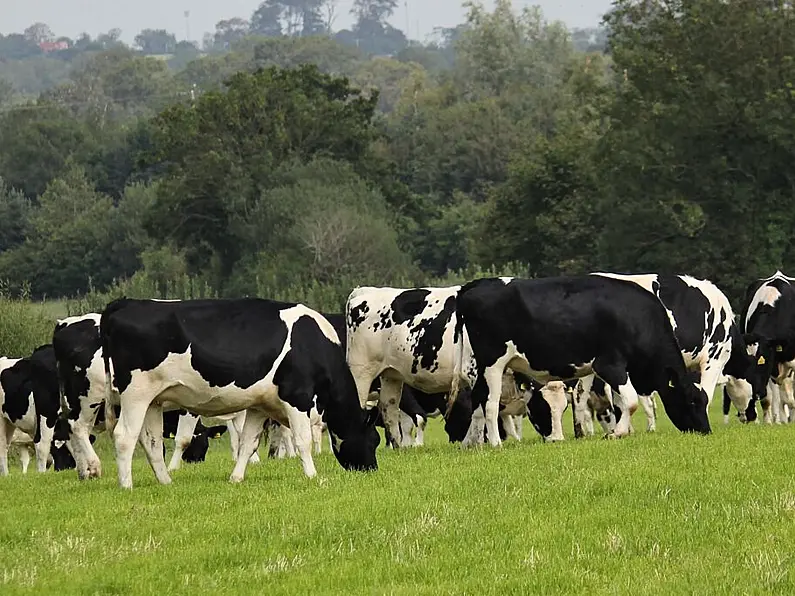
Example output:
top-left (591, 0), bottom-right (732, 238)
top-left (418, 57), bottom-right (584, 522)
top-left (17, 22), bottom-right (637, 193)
top-left (1, 403), bottom-right (794, 595)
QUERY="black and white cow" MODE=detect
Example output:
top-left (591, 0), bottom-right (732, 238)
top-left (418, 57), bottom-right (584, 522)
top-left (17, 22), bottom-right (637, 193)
top-left (571, 273), bottom-right (759, 436)
top-left (0, 344), bottom-right (61, 475)
top-left (53, 313), bottom-right (250, 478)
top-left (453, 276), bottom-right (712, 446)
top-left (52, 313), bottom-right (107, 479)
top-left (346, 286), bottom-right (535, 447)
top-left (100, 297), bottom-right (380, 489)
top-left (740, 271), bottom-right (795, 423)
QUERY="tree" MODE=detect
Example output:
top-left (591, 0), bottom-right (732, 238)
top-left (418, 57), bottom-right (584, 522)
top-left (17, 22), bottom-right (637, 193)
top-left (23, 23), bottom-right (54, 45)
top-left (214, 18), bottom-right (250, 49)
top-left (599, 0), bottom-right (795, 300)
top-left (0, 79), bottom-right (13, 106)
top-left (251, 1), bottom-right (284, 37)
top-left (0, 105), bottom-right (97, 197)
top-left (0, 34), bottom-right (42, 60)
top-left (351, 0), bottom-right (398, 24)
top-left (145, 64), bottom-right (380, 275)
top-left (0, 178), bottom-right (32, 252)
top-left (0, 166), bottom-right (149, 296)
top-left (134, 29), bottom-right (177, 55)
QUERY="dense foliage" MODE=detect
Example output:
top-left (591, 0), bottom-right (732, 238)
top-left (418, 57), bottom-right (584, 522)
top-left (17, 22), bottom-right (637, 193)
top-left (0, 0), bottom-right (792, 311)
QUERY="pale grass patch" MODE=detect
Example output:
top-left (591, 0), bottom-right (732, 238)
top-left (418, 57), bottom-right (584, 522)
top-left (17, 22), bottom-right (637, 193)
top-left (744, 550), bottom-right (789, 587)
top-left (775, 491), bottom-right (795, 514)
top-left (1, 566), bottom-right (38, 587)
top-left (259, 553), bottom-right (304, 574)
top-left (521, 546), bottom-right (542, 569)
top-left (648, 541), bottom-right (670, 559)
top-left (604, 528), bottom-right (624, 553)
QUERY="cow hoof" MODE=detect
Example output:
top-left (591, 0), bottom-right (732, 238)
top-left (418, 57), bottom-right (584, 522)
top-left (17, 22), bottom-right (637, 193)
top-left (603, 433), bottom-right (618, 440)
top-left (229, 474), bottom-right (245, 484)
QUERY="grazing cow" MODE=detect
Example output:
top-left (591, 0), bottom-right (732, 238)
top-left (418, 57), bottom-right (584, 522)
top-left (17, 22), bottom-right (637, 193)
top-left (52, 313), bottom-right (107, 479)
top-left (54, 313), bottom-right (247, 477)
top-left (740, 271), bottom-right (795, 423)
top-left (453, 276), bottom-right (712, 446)
top-left (569, 274), bottom-right (758, 436)
top-left (0, 345), bottom-right (61, 475)
top-left (346, 286), bottom-right (532, 447)
top-left (100, 298), bottom-right (380, 489)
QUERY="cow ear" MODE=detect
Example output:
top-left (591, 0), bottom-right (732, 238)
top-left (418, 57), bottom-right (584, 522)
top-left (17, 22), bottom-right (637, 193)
top-left (205, 425), bottom-right (227, 438)
top-left (743, 333), bottom-right (761, 346)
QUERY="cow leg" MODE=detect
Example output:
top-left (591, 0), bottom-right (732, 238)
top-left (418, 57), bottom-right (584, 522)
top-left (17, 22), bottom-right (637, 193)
top-left (397, 410), bottom-right (416, 447)
top-left (414, 415), bottom-right (426, 447)
top-left (572, 378), bottom-right (594, 438)
top-left (229, 409), bottom-right (268, 483)
top-left (34, 415), bottom-right (55, 473)
top-left (482, 365), bottom-right (506, 447)
top-left (594, 362), bottom-right (637, 438)
top-left (114, 399), bottom-right (154, 490)
top-left (0, 420), bottom-right (12, 476)
top-left (70, 410), bottom-right (103, 480)
top-left (377, 377), bottom-right (404, 448)
top-left (311, 418), bottom-right (323, 454)
top-left (500, 412), bottom-right (520, 441)
top-left (19, 445), bottom-right (31, 474)
top-left (285, 427), bottom-right (297, 458)
top-left (639, 395), bottom-right (657, 432)
top-left (351, 366), bottom-right (379, 409)
top-left (138, 405), bottom-right (172, 485)
top-left (167, 413), bottom-right (200, 472)
top-left (284, 406), bottom-right (317, 479)
top-left (462, 404), bottom-right (486, 447)
top-left (763, 380), bottom-right (777, 424)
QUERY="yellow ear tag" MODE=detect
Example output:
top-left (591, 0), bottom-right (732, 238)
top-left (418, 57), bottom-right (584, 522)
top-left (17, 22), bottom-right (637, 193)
top-left (758, 355), bottom-right (766, 365)
top-left (668, 380), bottom-right (674, 388)
top-left (777, 345), bottom-right (784, 352)
top-left (214, 433), bottom-right (221, 438)
top-left (519, 383), bottom-right (527, 391)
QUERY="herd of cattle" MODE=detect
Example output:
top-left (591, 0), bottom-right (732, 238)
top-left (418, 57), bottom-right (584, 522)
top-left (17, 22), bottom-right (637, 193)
top-left (1, 271), bottom-right (794, 489)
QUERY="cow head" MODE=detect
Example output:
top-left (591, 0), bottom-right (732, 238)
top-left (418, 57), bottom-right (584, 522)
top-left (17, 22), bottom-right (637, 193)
top-left (658, 368), bottom-right (711, 434)
top-left (182, 423), bottom-right (228, 463)
top-left (51, 434), bottom-right (96, 471)
top-left (329, 406), bottom-right (380, 472)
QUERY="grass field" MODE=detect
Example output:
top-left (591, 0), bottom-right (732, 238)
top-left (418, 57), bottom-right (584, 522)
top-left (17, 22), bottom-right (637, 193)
top-left (1, 402), bottom-right (795, 595)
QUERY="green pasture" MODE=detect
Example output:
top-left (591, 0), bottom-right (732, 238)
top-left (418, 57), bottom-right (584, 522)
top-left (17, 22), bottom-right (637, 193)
top-left (1, 401), bottom-right (794, 595)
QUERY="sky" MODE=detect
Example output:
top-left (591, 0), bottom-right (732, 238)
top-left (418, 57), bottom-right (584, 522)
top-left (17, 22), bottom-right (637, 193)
top-left (0, 1), bottom-right (612, 45)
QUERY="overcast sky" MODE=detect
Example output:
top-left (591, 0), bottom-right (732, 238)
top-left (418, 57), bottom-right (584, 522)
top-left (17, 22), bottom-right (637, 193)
top-left (1, 1), bottom-right (611, 45)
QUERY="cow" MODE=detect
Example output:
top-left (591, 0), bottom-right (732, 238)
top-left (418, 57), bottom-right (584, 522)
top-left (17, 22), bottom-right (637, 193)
top-left (53, 313), bottom-right (254, 478)
top-left (740, 271), bottom-right (795, 423)
top-left (100, 297), bottom-right (380, 489)
top-left (0, 344), bottom-right (61, 476)
top-left (52, 313), bottom-right (107, 479)
top-left (569, 273), bottom-right (758, 437)
top-left (346, 286), bottom-right (533, 448)
top-left (453, 275), bottom-right (712, 447)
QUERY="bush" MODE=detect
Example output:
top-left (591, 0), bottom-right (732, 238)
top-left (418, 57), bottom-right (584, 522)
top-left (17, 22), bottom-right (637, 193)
top-left (0, 284), bottom-right (58, 357)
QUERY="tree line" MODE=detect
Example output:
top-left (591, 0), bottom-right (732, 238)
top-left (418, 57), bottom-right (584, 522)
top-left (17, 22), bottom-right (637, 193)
top-left (0, 0), bottom-right (792, 314)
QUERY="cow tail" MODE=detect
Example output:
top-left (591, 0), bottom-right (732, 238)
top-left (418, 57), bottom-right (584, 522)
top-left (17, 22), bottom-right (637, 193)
top-left (99, 301), bottom-right (122, 435)
top-left (447, 314), bottom-right (466, 418)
